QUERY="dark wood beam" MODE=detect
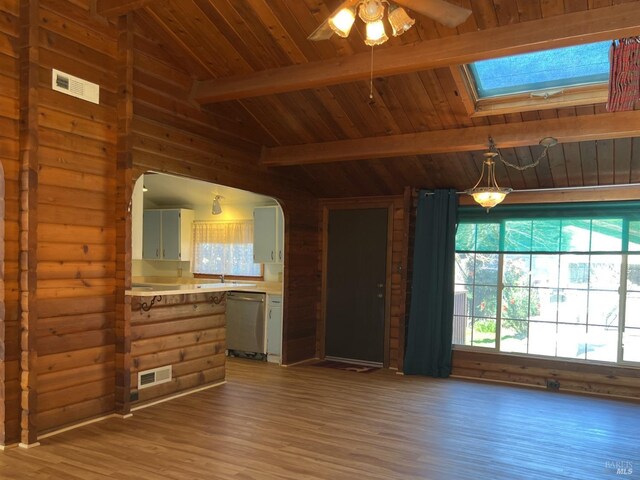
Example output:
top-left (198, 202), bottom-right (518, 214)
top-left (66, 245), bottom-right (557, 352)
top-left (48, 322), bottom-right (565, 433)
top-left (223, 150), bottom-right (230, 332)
top-left (261, 111), bottom-right (640, 166)
top-left (193, 3), bottom-right (640, 103)
top-left (97, 0), bottom-right (156, 17)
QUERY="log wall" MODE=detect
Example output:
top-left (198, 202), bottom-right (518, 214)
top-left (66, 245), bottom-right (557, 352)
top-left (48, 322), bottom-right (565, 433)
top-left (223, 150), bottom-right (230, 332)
top-left (452, 350), bottom-right (640, 400)
top-left (35, 0), bottom-right (118, 434)
top-left (0, 0), bottom-right (20, 446)
top-left (130, 293), bottom-right (226, 404)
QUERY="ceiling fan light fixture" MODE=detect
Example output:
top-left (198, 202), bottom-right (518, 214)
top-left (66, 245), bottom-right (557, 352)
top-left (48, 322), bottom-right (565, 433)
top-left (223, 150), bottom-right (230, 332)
top-left (388, 5), bottom-right (415, 36)
top-left (328, 7), bottom-right (356, 38)
top-left (358, 0), bottom-right (385, 23)
top-left (465, 153), bottom-right (512, 210)
top-left (365, 19), bottom-right (388, 46)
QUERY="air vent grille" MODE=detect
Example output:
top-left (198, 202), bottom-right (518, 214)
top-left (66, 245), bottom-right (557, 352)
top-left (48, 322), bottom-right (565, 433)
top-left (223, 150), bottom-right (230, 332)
top-left (51, 69), bottom-right (100, 104)
top-left (138, 365), bottom-right (172, 389)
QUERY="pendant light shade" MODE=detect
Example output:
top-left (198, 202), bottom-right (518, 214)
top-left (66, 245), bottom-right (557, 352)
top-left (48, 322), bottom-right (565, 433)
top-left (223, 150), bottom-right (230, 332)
top-left (365, 19), bottom-right (388, 46)
top-left (465, 153), bottom-right (512, 210)
top-left (388, 5), bottom-right (415, 36)
top-left (328, 7), bottom-right (356, 37)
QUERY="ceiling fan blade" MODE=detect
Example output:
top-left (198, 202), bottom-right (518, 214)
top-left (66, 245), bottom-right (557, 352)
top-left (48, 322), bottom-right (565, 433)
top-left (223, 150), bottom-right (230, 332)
top-left (394, 0), bottom-right (472, 28)
top-left (307, 0), bottom-right (359, 41)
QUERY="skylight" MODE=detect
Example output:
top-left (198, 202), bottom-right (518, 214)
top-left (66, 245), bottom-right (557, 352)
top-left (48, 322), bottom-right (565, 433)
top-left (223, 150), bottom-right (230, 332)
top-left (469, 41), bottom-right (611, 99)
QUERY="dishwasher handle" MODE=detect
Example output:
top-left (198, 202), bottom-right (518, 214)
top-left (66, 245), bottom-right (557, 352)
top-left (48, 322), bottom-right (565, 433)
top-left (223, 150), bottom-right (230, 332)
top-left (227, 294), bottom-right (265, 303)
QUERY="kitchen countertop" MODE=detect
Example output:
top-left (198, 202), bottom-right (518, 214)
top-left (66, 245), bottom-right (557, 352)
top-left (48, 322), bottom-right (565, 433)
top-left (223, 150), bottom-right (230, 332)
top-left (126, 278), bottom-right (283, 297)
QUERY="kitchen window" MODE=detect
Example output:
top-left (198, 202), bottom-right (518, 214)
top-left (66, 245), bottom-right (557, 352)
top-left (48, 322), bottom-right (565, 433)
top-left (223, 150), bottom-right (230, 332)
top-left (192, 221), bottom-right (261, 277)
top-left (453, 202), bottom-right (640, 365)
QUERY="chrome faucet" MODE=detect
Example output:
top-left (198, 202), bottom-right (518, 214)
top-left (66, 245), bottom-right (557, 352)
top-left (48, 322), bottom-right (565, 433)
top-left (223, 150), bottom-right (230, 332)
top-left (220, 273), bottom-right (225, 284)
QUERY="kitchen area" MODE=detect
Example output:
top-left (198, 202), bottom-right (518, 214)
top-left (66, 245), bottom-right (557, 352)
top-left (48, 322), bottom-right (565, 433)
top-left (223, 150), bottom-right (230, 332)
top-left (126, 173), bottom-right (285, 404)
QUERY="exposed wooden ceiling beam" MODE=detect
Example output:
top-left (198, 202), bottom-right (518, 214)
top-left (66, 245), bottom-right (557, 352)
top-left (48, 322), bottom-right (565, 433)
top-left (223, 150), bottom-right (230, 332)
top-left (97, 0), bottom-right (156, 17)
top-left (261, 111), bottom-right (640, 166)
top-left (193, 3), bottom-right (640, 103)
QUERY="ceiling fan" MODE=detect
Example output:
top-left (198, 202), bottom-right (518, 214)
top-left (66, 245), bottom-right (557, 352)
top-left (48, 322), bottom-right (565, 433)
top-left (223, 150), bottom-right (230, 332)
top-left (308, 0), bottom-right (472, 44)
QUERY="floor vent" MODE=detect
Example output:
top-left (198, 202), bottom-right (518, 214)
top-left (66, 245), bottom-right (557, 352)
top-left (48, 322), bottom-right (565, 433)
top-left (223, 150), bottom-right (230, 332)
top-left (138, 365), bottom-right (172, 389)
top-left (51, 69), bottom-right (100, 104)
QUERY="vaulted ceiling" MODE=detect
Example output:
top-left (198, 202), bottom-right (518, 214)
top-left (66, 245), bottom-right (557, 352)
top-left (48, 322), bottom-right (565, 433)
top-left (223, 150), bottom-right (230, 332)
top-left (102, 0), bottom-right (640, 197)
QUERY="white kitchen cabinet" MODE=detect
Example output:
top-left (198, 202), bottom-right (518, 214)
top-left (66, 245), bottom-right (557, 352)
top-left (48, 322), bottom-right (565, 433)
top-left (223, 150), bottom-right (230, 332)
top-left (266, 294), bottom-right (282, 363)
top-left (142, 209), bottom-right (194, 261)
top-left (253, 205), bottom-right (284, 264)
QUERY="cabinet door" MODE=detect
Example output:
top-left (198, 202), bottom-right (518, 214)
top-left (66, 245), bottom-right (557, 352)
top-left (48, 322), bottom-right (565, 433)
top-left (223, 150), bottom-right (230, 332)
top-left (161, 209), bottom-right (181, 260)
top-left (253, 207), bottom-right (277, 263)
top-left (142, 210), bottom-right (161, 260)
top-left (267, 296), bottom-right (282, 358)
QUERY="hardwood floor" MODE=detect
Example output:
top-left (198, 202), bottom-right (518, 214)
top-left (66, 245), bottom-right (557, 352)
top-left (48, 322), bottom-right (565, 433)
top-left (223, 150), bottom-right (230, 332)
top-left (1, 358), bottom-right (639, 479)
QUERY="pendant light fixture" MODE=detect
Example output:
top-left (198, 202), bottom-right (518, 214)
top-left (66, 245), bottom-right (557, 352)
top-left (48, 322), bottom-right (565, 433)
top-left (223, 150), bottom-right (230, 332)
top-left (211, 195), bottom-right (223, 215)
top-left (466, 137), bottom-right (558, 211)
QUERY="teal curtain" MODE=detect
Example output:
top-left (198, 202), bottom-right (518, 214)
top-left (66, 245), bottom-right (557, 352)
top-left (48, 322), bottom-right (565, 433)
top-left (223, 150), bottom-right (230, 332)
top-left (404, 189), bottom-right (458, 377)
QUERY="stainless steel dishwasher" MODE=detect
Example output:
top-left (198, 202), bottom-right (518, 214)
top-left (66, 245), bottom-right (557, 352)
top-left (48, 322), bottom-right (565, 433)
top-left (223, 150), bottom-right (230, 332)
top-left (226, 291), bottom-right (266, 360)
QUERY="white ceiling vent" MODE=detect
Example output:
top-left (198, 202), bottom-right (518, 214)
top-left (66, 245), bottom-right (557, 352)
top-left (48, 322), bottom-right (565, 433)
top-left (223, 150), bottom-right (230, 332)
top-left (138, 365), bottom-right (172, 389)
top-left (51, 69), bottom-right (100, 104)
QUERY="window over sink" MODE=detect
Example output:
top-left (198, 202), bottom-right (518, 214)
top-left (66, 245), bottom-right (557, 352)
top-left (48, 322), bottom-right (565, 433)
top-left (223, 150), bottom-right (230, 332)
top-left (192, 221), bottom-right (262, 277)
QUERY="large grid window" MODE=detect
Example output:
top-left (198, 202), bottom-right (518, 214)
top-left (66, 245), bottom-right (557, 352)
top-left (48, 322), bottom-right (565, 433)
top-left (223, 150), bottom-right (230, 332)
top-left (454, 204), bottom-right (640, 365)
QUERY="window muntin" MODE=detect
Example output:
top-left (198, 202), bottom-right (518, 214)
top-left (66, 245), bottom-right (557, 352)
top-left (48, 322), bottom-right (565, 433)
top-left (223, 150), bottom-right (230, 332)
top-left (454, 205), bottom-right (640, 365)
top-left (192, 221), bottom-right (261, 277)
top-left (469, 41), bottom-right (610, 99)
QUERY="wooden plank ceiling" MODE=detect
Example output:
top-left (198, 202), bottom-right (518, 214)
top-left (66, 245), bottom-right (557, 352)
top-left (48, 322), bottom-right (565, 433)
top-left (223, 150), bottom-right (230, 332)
top-left (128, 0), bottom-right (640, 197)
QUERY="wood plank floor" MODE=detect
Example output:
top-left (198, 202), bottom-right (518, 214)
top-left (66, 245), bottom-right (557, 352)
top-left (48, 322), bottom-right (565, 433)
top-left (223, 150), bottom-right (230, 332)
top-left (1, 357), bottom-right (639, 479)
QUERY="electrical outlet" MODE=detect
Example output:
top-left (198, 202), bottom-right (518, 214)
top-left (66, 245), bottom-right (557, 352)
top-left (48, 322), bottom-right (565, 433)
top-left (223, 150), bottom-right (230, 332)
top-left (546, 379), bottom-right (560, 390)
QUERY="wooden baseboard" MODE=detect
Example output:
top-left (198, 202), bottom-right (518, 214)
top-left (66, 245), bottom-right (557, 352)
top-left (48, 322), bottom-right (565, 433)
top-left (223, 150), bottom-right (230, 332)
top-left (18, 442), bottom-right (41, 449)
top-left (281, 357), bottom-right (319, 367)
top-left (38, 413), bottom-right (127, 441)
top-left (0, 443), bottom-right (19, 451)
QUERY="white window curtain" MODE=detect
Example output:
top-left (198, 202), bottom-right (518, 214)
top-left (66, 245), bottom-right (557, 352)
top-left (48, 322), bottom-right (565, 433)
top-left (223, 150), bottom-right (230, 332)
top-left (191, 221), bottom-right (261, 276)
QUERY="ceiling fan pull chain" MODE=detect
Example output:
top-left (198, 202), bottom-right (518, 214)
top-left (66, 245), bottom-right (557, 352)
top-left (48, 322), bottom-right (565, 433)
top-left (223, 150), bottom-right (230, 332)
top-left (370, 46), bottom-right (374, 99)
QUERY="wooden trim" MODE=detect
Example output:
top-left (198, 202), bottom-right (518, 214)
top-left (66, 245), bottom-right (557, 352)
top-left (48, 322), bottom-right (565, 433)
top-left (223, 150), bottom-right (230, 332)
top-left (319, 198), bottom-right (396, 368)
top-left (0, 162), bottom-right (5, 446)
top-left (96, 0), bottom-right (156, 17)
top-left (193, 3), bottom-right (640, 103)
top-left (115, 13), bottom-right (134, 416)
top-left (130, 380), bottom-right (225, 412)
top-left (449, 66), bottom-right (476, 118)
top-left (18, 0), bottom-right (40, 447)
top-left (397, 187), bottom-right (413, 373)
top-left (262, 111), bottom-right (640, 166)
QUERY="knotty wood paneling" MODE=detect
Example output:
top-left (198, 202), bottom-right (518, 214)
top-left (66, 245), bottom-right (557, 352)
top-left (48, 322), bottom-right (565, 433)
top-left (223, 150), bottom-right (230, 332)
top-left (0, 0), bottom-right (19, 446)
top-left (34, 0), bottom-right (118, 434)
top-left (129, 293), bottom-right (226, 404)
top-left (452, 350), bottom-right (640, 400)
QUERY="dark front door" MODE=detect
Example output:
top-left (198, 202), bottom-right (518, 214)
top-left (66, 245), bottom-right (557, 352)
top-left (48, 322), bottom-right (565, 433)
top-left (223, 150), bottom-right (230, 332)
top-left (325, 208), bottom-right (388, 364)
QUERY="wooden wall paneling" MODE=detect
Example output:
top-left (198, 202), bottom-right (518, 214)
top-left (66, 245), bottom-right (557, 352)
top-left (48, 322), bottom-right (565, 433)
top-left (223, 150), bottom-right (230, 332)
top-left (0, 0), bottom-right (20, 448)
top-left (115, 12), bottom-right (133, 416)
top-left (613, 138), bottom-right (632, 185)
top-left (451, 349), bottom-right (640, 400)
top-left (35, 0), bottom-right (118, 435)
top-left (596, 138), bottom-right (614, 185)
top-left (18, 0), bottom-right (40, 448)
top-left (129, 294), bottom-right (226, 404)
top-left (630, 138), bottom-right (640, 184)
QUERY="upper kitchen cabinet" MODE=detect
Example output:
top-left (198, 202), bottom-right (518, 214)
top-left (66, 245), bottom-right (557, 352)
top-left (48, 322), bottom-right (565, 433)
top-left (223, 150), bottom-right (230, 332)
top-left (143, 209), bottom-right (194, 261)
top-left (254, 206), bottom-right (284, 264)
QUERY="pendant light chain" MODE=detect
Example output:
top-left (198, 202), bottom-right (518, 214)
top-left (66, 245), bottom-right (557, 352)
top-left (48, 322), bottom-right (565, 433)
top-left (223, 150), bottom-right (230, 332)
top-left (488, 136), bottom-right (556, 171)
